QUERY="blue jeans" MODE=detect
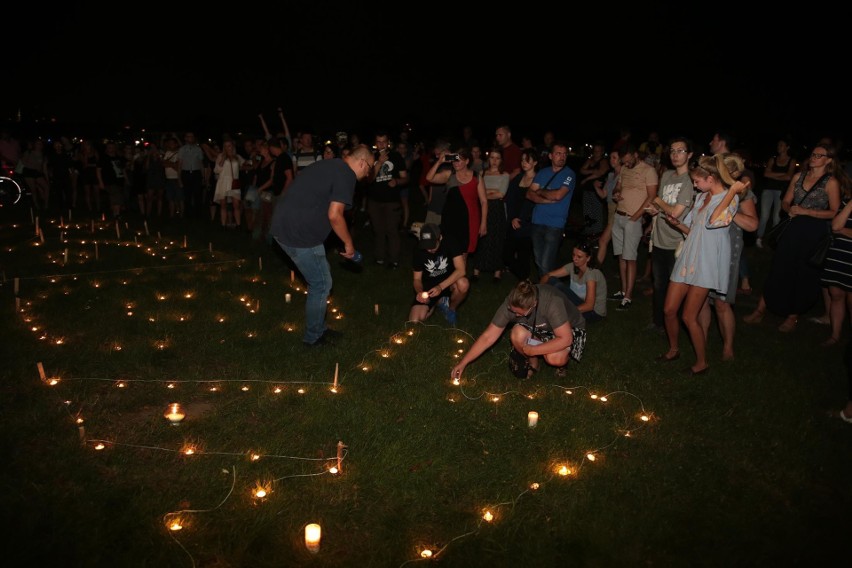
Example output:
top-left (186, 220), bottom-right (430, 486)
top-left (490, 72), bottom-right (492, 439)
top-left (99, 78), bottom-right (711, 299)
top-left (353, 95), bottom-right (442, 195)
top-left (531, 224), bottom-right (563, 278)
top-left (758, 190), bottom-right (782, 238)
top-left (277, 240), bottom-right (332, 344)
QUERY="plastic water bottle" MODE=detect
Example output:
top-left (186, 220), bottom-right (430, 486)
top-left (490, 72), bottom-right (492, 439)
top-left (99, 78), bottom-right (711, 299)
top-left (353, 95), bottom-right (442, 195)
top-left (351, 250), bottom-right (363, 264)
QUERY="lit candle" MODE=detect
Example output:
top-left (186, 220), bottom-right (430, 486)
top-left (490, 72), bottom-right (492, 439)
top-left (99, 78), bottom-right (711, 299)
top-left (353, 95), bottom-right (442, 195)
top-left (527, 411), bottom-right (539, 428)
top-left (304, 523), bottom-right (321, 553)
top-left (183, 235), bottom-right (187, 248)
top-left (374, 303), bottom-right (379, 315)
top-left (285, 293), bottom-right (292, 303)
top-left (420, 291), bottom-right (429, 300)
top-left (164, 403), bottom-right (186, 425)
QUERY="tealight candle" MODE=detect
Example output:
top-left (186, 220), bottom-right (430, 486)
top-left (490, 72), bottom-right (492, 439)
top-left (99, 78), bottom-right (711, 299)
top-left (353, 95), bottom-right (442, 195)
top-left (527, 411), bottom-right (539, 428)
top-left (420, 291), bottom-right (429, 300)
top-left (304, 523), bottom-right (321, 553)
top-left (164, 403), bottom-right (186, 425)
top-left (285, 293), bottom-right (292, 303)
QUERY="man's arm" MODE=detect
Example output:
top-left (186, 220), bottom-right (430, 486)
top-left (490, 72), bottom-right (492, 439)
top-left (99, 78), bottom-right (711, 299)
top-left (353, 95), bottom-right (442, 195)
top-left (631, 182), bottom-right (658, 222)
top-left (328, 201), bottom-right (354, 258)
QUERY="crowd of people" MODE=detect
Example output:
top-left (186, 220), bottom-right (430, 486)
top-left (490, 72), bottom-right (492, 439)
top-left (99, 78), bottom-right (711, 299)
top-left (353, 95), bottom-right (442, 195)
top-left (2, 120), bottom-right (852, 421)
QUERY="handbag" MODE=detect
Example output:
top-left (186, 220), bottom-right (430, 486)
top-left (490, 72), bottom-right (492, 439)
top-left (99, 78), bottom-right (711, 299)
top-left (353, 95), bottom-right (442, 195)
top-left (230, 160), bottom-right (241, 190)
top-left (763, 217), bottom-right (791, 250)
top-left (808, 232), bottom-right (833, 267)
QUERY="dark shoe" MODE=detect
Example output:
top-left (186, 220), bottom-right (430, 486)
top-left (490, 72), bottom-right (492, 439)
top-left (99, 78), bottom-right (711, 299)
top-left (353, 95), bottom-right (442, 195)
top-left (323, 328), bottom-right (343, 341)
top-left (655, 350), bottom-right (680, 363)
top-left (303, 336), bottom-right (327, 347)
top-left (682, 365), bottom-right (709, 376)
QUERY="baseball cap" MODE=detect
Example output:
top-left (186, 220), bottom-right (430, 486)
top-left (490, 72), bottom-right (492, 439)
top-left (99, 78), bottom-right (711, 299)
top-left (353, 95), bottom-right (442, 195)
top-left (419, 223), bottom-right (441, 249)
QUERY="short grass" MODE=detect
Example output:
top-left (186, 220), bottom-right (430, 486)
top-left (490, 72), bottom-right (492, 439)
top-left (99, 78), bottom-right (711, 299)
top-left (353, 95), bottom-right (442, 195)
top-left (1, 199), bottom-right (850, 568)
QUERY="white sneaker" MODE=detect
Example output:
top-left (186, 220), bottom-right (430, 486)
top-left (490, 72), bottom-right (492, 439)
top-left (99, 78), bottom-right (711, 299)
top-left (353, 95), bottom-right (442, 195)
top-left (756, 238), bottom-right (763, 249)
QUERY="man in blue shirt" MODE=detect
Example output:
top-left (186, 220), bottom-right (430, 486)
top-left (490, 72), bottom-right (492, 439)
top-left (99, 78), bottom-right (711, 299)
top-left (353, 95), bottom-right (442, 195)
top-left (525, 142), bottom-right (576, 277)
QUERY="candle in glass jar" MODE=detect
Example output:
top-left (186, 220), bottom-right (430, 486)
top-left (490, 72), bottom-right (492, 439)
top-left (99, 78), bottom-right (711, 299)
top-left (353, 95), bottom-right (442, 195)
top-left (304, 523), bottom-right (321, 553)
top-left (527, 411), bottom-right (539, 428)
top-left (164, 403), bottom-right (186, 425)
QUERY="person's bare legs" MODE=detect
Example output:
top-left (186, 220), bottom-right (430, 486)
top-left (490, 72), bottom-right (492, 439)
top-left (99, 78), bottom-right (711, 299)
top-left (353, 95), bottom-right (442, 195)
top-left (621, 258), bottom-right (637, 301)
top-left (597, 222), bottom-right (613, 266)
top-left (682, 285), bottom-right (711, 373)
top-left (826, 286), bottom-right (846, 346)
top-left (713, 299), bottom-right (736, 360)
top-left (662, 281), bottom-right (689, 358)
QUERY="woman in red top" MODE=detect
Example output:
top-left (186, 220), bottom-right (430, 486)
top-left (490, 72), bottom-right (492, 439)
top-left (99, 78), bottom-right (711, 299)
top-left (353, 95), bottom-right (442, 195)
top-left (425, 146), bottom-right (487, 258)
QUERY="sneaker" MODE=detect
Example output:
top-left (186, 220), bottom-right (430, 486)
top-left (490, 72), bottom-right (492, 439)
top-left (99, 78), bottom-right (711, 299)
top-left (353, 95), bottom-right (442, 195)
top-left (616, 298), bottom-right (632, 311)
top-left (608, 291), bottom-right (625, 302)
top-left (755, 238), bottom-right (763, 249)
top-left (435, 296), bottom-right (451, 318)
top-left (445, 308), bottom-right (457, 326)
top-left (323, 328), bottom-right (343, 341)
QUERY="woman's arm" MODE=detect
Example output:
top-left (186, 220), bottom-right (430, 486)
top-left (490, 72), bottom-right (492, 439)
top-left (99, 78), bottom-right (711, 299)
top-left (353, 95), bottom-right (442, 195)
top-left (477, 174), bottom-right (488, 235)
top-left (425, 153), bottom-right (452, 185)
top-left (832, 199), bottom-right (852, 232)
top-left (541, 266), bottom-right (570, 283)
top-left (733, 195), bottom-right (759, 232)
top-left (578, 279), bottom-right (597, 314)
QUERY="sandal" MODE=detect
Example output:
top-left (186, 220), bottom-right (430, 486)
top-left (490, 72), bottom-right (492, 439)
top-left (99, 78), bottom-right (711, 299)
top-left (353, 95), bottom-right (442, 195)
top-left (743, 308), bottom-right (765, 324)
top-left (778, 316), bottom-right (797, 333)
top-left (655, 350), bottom-right (680, 363)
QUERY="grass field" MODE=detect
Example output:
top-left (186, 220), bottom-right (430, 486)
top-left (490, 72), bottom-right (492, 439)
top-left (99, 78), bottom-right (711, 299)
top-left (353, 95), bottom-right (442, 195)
top-left (1, 197), bottom-right (850, 568)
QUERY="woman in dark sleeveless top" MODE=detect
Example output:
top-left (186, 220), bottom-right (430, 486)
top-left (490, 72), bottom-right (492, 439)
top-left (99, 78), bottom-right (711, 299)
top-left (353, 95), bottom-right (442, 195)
top-left (744, 144), bottom-right (843, 332)
top-left (757, 137), bottom-right (796, 247)
top-left (579, 142), bottom-right (610, 235)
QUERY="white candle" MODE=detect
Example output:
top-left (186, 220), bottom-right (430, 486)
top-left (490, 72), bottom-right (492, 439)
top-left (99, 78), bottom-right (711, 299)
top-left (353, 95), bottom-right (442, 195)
top-left (304, 523), bottom-right (321, 553)
top-left (374, 304), bottom-right (380, 316)
top-left (144, 220), bottom-right (149, 236)
top-left (34, 216), bottom-right (39, 235)
top-left (528, 411), bottom-right (539, 428)
top-left (285, 293), bottom-right (292, 303)
top-left (258, 257), bottom-right (263, 271)
top-left (183, 235), bottom-right (187, 249)
top-left (420, 292), bottom-right (429, 300)
top-left (164, 403), bottom-right (186, 425)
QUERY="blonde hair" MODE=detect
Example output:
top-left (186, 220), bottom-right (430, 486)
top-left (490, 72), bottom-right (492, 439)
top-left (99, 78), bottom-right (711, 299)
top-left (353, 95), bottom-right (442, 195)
top-left (507, 280), bottom-right (538, 311)
top-left (691, 153), bottom-right (744, 188)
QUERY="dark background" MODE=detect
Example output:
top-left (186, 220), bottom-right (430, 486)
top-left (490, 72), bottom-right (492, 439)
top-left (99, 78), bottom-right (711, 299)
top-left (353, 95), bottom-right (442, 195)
top-left (6, 2), bottom-right (851, 158)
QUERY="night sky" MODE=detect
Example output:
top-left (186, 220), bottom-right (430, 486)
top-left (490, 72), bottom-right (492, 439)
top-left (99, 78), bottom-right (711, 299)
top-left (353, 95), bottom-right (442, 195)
top-left (6, 2), bottom-right (851, 156)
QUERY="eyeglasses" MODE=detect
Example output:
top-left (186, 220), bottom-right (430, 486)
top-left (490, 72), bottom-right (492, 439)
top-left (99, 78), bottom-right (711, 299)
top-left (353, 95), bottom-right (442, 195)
top-left (811, 152), bottom-right (829, 159)
top-left (507, 304), bottom-right (534, 317)
top-left (670, 148), bottom-right (688, 154)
